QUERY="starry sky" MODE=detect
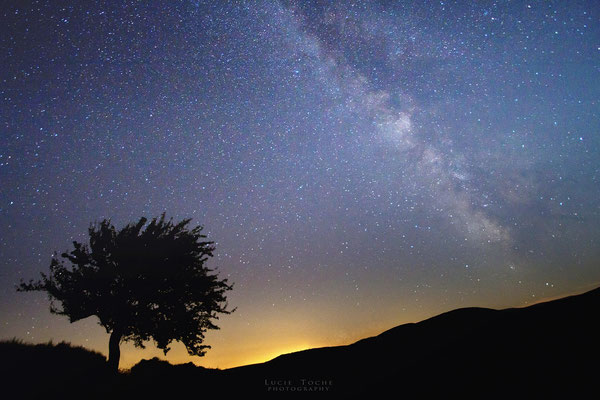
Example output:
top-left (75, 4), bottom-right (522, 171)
top-left (1, 0), bottom-right (599, 369)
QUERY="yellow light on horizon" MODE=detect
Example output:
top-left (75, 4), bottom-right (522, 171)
top-left (234, 343), bottom-right (313, 367)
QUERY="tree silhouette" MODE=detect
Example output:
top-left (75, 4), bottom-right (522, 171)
top-left (17, 214), bottom-right (234, 371)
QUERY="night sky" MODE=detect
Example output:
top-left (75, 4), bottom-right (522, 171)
top-left (1, 0), bottom-right (599, 369)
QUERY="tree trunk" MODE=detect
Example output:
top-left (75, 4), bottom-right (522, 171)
top-left (107, 327), bottom-right (123, 372)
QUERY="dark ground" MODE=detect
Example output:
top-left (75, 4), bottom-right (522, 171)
top-left (3, 286), bottom-right (599, 398)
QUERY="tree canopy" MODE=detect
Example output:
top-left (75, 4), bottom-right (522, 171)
top-left (18, 214), bottom-right (234, 370)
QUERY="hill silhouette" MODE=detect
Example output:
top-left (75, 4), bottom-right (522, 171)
top-left (0, 339), bottom-right (117, 398)
top-left (222, 286), bottom-right (600, 396)
top-left (3, 287), bottom-right (599, 398)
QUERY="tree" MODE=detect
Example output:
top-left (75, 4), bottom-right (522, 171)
top-left (17, 214), bottom-right (234, 371)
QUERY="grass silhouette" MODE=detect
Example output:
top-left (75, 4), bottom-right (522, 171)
top-left (0, 339), bottom-right (116, 398)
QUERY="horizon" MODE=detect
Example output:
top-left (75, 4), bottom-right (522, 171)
top-left (109, 282), bottom-right (600, 369)
top-left (5, 282), bottom-right (600, 370)
top-left (1, 1), bottom-right (599, 371)
top-left (7, 277), bottom-right (600, 371)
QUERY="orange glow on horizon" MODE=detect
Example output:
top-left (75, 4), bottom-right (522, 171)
top-left (116, 339), bottom-right (324, 370)
top-left (231, 343), bottom-right (314, 367)
top-left (12, 283), bottom-right (594, 371)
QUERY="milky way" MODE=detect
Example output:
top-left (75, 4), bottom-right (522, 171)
top-left (1, 1), bottom-right (599, 368)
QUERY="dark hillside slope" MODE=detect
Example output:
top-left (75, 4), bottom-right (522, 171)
top-left (3, 287), bottom-right (598, 398)
top-left (225, 287), bottom-right (600, 396)
top-left (0, 340), bottom-right (116, 398)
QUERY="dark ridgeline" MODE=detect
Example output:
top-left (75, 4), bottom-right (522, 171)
top-left (221, 286), bottom-right (600, 397)
top-left (3, 286), bottom-right (599, 398)
top-left (16, 214), bottom-right (234, 372)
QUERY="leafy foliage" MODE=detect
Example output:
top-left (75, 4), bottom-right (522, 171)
top-left (18, 214), bottom-right (234, 357)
